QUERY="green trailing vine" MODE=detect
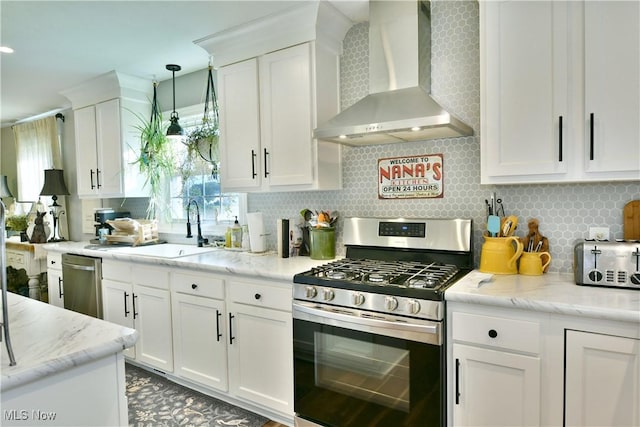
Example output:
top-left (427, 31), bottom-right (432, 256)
top-left (131, 81), bottom-right (175, 219)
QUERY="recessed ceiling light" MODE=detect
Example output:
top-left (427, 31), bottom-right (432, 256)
top-left (339, 135), bottom-right (347, 139)
top-left (0, 46), bottom-right (14, 53)
top-left (411, 126), bottom-right (421, 132)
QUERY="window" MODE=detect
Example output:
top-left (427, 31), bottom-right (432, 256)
top-left (159, 105), bottom-right (245, 236)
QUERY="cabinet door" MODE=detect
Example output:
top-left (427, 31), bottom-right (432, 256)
top-left (583, 1), bottom-right (640, 176)
top-left (259, 43), bottom-right (314, 187)
top-left (565, 330), bottom-right (639, 427)
top-left (218, 59), bottom-right (262, 191)
top-left (481, 1), bottom-right (569, 183)
top-left (172, 292), bottom-right (228, 391)
top-left (47, 269), bottom-right (64, 308)
top-left (74, 105), bottom-right (98, 197)
top-left (95, 99), bottom-right (124, 196)
top-left (453, 343), bottom-right (541, 426)
top-left (134, 284), bottom-right (173, 372)
top-left (227, 302), bottom-right (293, 416)
top-left (102, 279), bottom-right (135, 358)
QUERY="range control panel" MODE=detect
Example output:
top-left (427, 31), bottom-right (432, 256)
top-left (378, 222), bottom-right (426, 238)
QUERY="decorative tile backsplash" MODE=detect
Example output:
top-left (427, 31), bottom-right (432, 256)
top-left (249, 0), bottom-right (639, 274)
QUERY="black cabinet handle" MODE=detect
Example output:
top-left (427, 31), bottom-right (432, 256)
top-left (254, 293), bottom-right (261, 300)
top-left (90, 170), bottom-right (96, 190)
top-left (589, 113), bottom-right (595, 161)
top-left (251, 150), bottom-right (257, 179)
top-left (124, 292), bottom-right (130, 317)
top-left (216, 310), bottom-right (222, 342)
top-left (558, 115), bottom-right (563, 162)
top-left (132, 293), bottom-right (138, 319)
top-left (50, 260), bottom-right (56, 266)
top-left (229, 313), bottom-right (235, 344)
top-left (263, 148), bottom-right (270, 178)
top-left (96, 168), bottom-right (102, 189)
top-left (191, 283), bottom-right (198, 290)
top-left (58, 277), bottom-right (63, 298)
top-left (488, 329), bottom-right (498, 338)
top-left (455, 358), bottom-right (461, 404)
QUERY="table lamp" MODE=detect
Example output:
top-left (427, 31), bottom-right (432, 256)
top-left (0, 175), bottom-right (12, 198)
top-left (39, 169), bottom-right (70, 242)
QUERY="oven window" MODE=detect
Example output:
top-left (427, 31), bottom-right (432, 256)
top-left (315, 332), bottom-right (410, 412)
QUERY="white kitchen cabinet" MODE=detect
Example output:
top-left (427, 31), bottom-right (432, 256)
top-left (74, 98), bottom-right (149, 198)
top-left (565, 330), bottom-right (639, 427)
top-left (450, 311), bottom-right (541, 426)
top-left (218, 42), bottom-right (342, 193)
top-left (171, 272), bottom-right (228, 391)
top-left (481, 0), bottom-right (640, 184)
top-left (46, 252), bottom-right (64, 308)
top-left (227, 280), bottom-right (294, 416)
top-left (101, 260), bottom-right (173, 371)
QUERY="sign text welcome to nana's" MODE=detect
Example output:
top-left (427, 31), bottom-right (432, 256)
top-left (378, 154), bottom-right (443, 199)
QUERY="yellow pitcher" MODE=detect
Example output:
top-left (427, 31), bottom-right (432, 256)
top-left (519, 251), bottom-right (552, 276)
top-left (479, 235), bottom-right (524, 275)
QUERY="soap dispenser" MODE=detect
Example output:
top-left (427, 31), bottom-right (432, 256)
top-left (231, 216), bottom-right (242, 248)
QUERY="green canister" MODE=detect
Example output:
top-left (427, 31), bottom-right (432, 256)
top-left (309, 227), bottom-right (335, 260)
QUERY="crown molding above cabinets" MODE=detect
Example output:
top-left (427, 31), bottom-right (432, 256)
top-left (60, 70), bottom-right (152, 110)
top-left (194, 1), bottom-right (352, 68)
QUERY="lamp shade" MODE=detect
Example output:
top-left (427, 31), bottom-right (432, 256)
top-left (40, 169), bottom-right (70, 196)
top-left (0, 175), bottom-right (13, 198)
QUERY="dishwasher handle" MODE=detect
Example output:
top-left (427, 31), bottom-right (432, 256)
top-left (62, 262), bottom-right (96, 272)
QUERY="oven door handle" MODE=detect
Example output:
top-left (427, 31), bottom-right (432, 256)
top-left (293, 301), bottom-right (441, 345)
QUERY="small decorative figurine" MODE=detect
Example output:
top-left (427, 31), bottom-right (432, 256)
top-left (29, 211), bottom-right (48, 244)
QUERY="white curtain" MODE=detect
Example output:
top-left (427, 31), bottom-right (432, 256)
top-left (12, 116), bottom-right (61, 201)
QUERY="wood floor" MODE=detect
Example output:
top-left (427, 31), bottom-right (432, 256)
top-left (263, 421), bottom-right (288, 427)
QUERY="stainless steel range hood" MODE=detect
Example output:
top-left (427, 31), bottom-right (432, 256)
top-left (314, 1), bottom-right (473, 146)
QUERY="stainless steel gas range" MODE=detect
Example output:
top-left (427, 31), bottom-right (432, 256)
top-left (293, 217), bottom-right (473, 427)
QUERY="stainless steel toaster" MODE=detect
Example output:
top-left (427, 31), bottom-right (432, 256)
top-left (574, 240), bottom-right (640, 289)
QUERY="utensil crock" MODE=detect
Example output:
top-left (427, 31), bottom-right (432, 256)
top-left (479, 235), bottom-right (524, 275)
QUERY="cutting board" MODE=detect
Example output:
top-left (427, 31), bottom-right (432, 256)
top-left (623, 200), bottom-right (640, 240)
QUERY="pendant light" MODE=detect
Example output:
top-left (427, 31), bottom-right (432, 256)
top-left (166, 64), bottom-right (184, 140)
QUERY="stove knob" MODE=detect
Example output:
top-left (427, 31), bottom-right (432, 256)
top-left (352, 292), bottom-right (365, 306)
top-left (385, 296), bottom-right (399, 311)
top-left (407, 299), bottom-right (421, 314)
top-left (322, 288), bottom-right (335, 301)
top-left (305, 286), bottom-right (318, 299)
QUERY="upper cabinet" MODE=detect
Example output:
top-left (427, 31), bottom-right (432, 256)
top-left (480, 1), bottom-right (640, 184)
top-left (197, 2), bottom-right (351, 193)
top-left (62, 71), bottom-right (152, 198)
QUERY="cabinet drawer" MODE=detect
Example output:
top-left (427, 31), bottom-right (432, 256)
top-left (172, 271), bottom-right (224, 299)
top-left (452, 312), bottom-right (540, 354)
top-left (133, 265), bottom-right (169, 289)
top-left (227, 281), bottom-right (291, 312)
top-left (47, 252), bottom-right (63, 271)
top-left (102, 260), bottom-right (131, 281)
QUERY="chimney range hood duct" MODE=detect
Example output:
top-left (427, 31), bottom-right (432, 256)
top-left (314, 1), bottom-right (473, 146)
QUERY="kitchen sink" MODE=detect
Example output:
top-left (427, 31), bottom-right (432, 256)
top-left (108, 243), bottom-right (217, 259)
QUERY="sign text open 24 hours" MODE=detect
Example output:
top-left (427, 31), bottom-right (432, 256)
top-left (378, 154), bottom-right (443, 199)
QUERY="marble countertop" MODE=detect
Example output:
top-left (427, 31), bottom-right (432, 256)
top-left (446, 270), bottom-right (640, 324)
top-left (42, 241), bottom-right (331, 282)
top-left (1, 292), bottom-right (138, 391)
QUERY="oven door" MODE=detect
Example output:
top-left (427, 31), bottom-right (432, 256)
top-left (293, 301), bottom-right (445, 427)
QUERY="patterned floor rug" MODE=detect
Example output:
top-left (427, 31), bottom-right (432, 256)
top-left (126, 363), bottom-right (270, 427)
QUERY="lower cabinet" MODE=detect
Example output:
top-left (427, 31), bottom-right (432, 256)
top-left (102, 260), bottom-right (173, 371)
top-left (448, 301), bottom-right (640, 427)
top-left (171, 272), bottom-right (228, 392)
top-left (46, 252), bottom-right (64, 308)
top-left (450, 311), bottom-right (541, 427)
top-left (565, 330), bottom-right (639, 427)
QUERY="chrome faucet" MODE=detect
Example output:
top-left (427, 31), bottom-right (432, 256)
top-left (186, 199), bottom-right (208, 247)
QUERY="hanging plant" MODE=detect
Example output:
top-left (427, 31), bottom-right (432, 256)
top-left (132, 81), bottom-right (175, 219)
top-left (186, 65), bottom-right (220, 179)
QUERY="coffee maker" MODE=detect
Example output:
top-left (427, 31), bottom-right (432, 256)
top-left (93, 208), bottom-right (130, 240)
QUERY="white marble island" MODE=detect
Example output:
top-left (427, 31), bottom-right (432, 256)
top-left (1, 292), bottom-right (137, 426)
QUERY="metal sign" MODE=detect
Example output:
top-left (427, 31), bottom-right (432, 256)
top-left (378, 154), bottom-right (444, 199)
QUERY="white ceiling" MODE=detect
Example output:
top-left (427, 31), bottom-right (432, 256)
top-left (0, 0), bottom-right (368, 128)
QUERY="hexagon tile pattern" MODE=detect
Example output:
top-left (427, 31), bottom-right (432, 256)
top-left (249, 1), bottom-right (639, 274)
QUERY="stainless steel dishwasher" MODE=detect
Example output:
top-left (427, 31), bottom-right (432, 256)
top-left (61, 253), bottom-right (103, 318)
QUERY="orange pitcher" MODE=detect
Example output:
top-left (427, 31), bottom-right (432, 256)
top-left (479, 235), bottom-right (524, 275)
